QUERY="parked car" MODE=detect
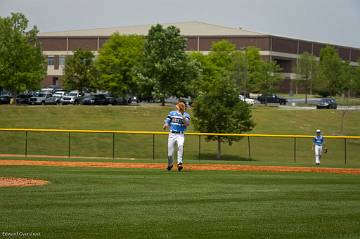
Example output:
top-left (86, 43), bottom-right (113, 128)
top-left (48, 85), bottom-right (63, 92)
top-left (316, 98), bottom-right (337, 109)
top-left (41, 88), bottom-right (54, 94)
top-left (115, 97), bottom-right (129, 105)
top-left (81, 94), bottom-right (110, 105)
top-left (68, 91), bottom-right (81, 98)
top-left (128, 96), bottom-right (139, 104)
top-left (29, 92), bottom-right (53, 105)
top-left (16, 94), bottom-right (33, 104)
top-left (239, 95), bottom-right (255, 105)
top-left (43, 95), bottom-right (58, 105)
top-left (53, 91), bottom-right (66, 103)
top-left (0, 95), bottom-right (12, 104)
top-left (106, 96), bottom-right (117, 105)
top-left (60, 95), bottom-right (79, 105)
top-left (42, 86), bottom-right (63, 93)
top-left (257, 94), bottom-right (287, 105)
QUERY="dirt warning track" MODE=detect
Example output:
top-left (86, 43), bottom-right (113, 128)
top-left (0, 160), bottom-right (360, 175)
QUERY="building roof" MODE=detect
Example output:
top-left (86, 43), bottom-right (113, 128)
top-left (37, 21), bottom-right (265, 37)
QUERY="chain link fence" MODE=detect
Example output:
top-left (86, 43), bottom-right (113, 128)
top-left (0, 128), bottom-right (359, 166)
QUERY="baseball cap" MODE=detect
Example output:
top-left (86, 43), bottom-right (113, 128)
top-left (316, 129), bottom-right (321, 133)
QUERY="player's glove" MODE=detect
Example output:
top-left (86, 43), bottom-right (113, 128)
top-left (324, 148), bottom-right (328, 153)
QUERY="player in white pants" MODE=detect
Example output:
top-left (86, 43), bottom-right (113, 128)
top-left (163, 101), bottom-right (190, 171)
top-left (312, 129), bottom-right (325, 165)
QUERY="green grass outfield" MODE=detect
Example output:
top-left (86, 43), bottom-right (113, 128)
top-left (1, 165), bottom-right (360, 239)
top-left (0, 105), bottom-right (359, 166)
top-left (1, 105), bottom-right (360, 238)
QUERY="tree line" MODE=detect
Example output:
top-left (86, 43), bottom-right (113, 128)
top-left (63, 31), bottom-right (283, 101)
top-left (63, 31), bottom-right (360, 103)
top-left (1, 13), bottom-right (359, 100)
top-left (297, 47), bottom-right (360, 103)
top-left (1, 12), bottom-right (360, 158)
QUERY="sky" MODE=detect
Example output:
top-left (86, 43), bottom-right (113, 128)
top-left (1, 0), bottom-right (359, 48)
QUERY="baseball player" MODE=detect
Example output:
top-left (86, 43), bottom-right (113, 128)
top-left (312, 129), bottom-right (325, 165)
top-left (163, 101), bottom-right (190, 171)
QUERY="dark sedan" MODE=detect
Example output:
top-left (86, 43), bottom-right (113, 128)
top-left (0, 96), bottom-right (12, 104)
top-left (316, 98), bottom-right (337, 109)
top-left (81, 94), bottom-right (110, 105)
top-left (16, 94), bottom-right (33, 104)
top-left (257, 94), bottom-right (287, 105)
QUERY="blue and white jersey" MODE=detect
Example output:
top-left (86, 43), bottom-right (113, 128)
top-left (164, 111), bottom-right (190, 133)
top-left (313, 135), bottom-right (324, 146)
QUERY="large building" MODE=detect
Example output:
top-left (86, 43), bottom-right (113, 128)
top-left (38, 21), bottom-right (360, 93)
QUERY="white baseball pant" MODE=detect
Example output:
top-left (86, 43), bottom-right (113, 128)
top-left (167, 133), bottom-right (185, 166)
top-left (314, 145), bottom-right (323, 164)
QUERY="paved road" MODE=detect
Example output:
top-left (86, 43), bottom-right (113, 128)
top-left (286, 98), bottom-right (321, 104)
top-left (283, 98), bottom-right (360, 110)
top-left (337, 106), bottom-right (360, 110)
top-left (279, 105), bottom-right (360, 110)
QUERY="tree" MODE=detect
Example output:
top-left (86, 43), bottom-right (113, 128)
top-left (244, 47), bottom-right (263, 93)
top-left (188, 51), bottom-right (218, 97)
top-left (206, 41), bottom-right (281, 95)
top-left (340, 61), bottom-right (356, 99)
top-left (191, 40), bottom-right (254, 160)
top-left (208, 40), bottom-right (250, 95)
top-left (95, 34), bottom-right (144, 97)
top-left (253, 60), bottom-right (282, 94)
top-left (193, 76), bottom-right (255, 160)
top-left (0, 13), bottom-right (45, 98)
top-left (230, 51), bottom-right (247, 94)
top-left (297, 52), bottom-right (318, 104)
top-left (208, 39), bottom-right (236, 70)
top-left (179, 54), bottom-right (201, 99)
top-left (315, 46), bottom-right (343, 96)
top-left (207, 41), bottom-right (250, 95)
top-left (140, 24), bottom-right (197, 105)
top-left (63, 49), bottom-right (96, 94)
top-left (231, 46), bottom-right (281, 94)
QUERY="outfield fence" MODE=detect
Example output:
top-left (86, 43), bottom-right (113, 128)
top-left (0, 128), bottom-right (359, 165)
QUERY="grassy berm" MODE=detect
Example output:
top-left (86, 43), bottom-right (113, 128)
top-left (0, 104), bottom-right (359, 167)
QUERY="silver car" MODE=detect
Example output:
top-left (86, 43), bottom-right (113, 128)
top-left (29, 92), bottom-right (53, 105)
top-left (60, 95), bottom-right (78, 105)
